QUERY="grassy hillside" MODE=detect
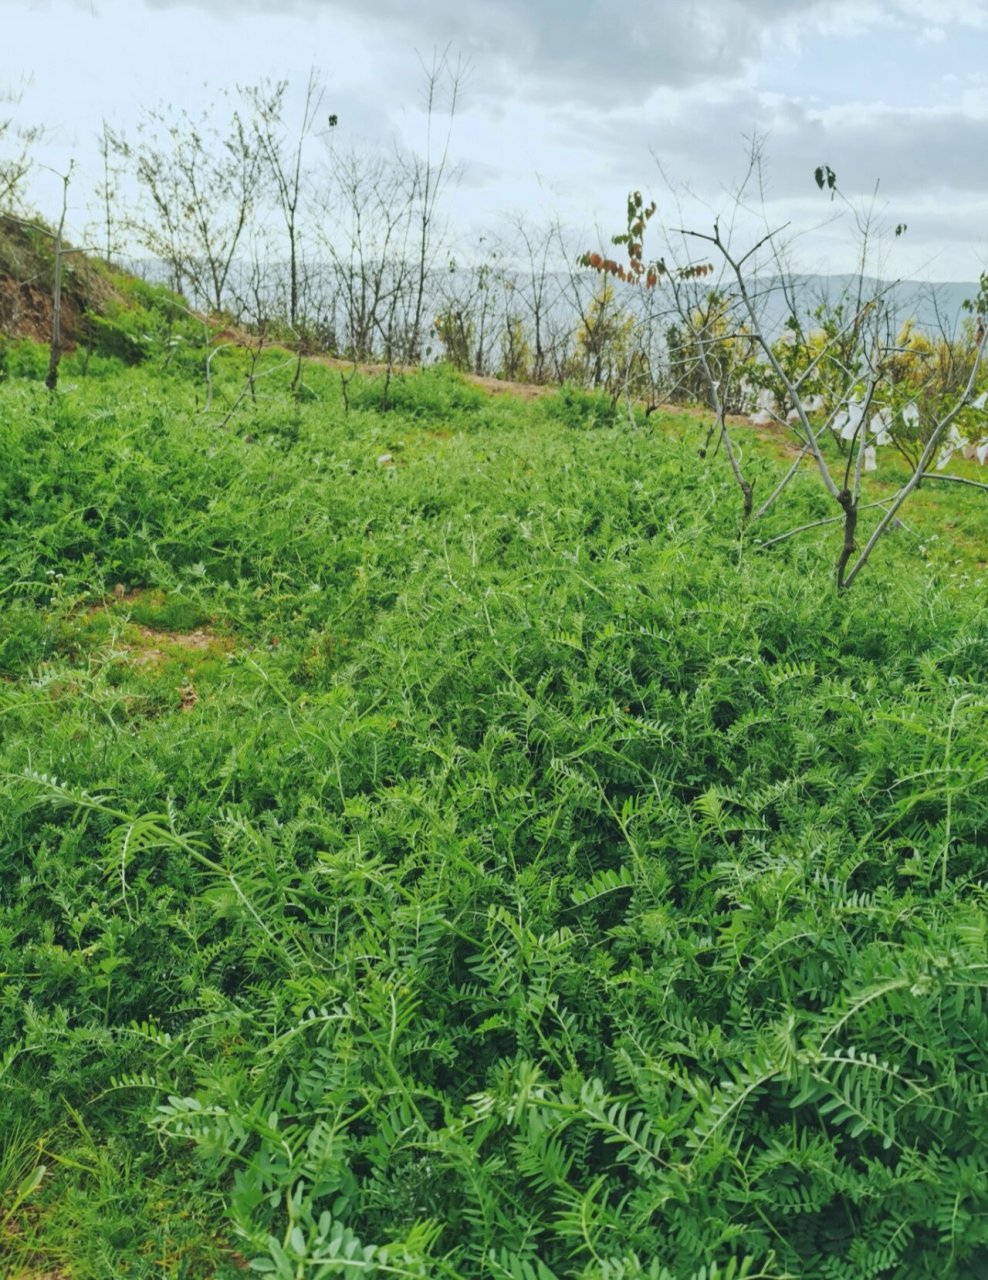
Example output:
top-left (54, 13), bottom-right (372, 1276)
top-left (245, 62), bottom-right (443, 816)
top-left (1, 351), bottom-right (987, 1278)
top-left (0, 213), bottom-right (207, 379)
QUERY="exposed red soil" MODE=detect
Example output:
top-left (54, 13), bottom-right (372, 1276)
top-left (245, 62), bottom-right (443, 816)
top-left (0, 276), bottom-right (82, 349)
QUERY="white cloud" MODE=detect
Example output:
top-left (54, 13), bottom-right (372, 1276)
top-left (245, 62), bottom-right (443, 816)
top-left (6, 0), bottom-right (988, 280)
top-left (138, 0), bottom-right (837, 103)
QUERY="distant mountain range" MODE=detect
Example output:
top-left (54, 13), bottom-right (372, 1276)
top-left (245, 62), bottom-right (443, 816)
top-left (744, 275), bottom-right (983, 340)
top-left (121, 254), bottom-right (983, 344)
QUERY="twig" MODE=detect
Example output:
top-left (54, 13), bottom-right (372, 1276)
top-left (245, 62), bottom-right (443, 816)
top-left (755, 500), bottom-right (893, 551)
top-left (203, 343), bottom-right (232, 413)
top-left (918, 472), bottom-right (988, 493)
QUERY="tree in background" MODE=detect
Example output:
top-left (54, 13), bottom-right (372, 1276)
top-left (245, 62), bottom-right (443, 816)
top-left (504, 214), bottom-right (563, 384)
top-left (0, 85), bottom-right (42, 215)
top-left (107, 92), bottom-right (266, 313)
top-left (433, 303), bottom-right (473, 371)
top-left (241, 69), bottom-right (334, 338)
top-left (574, 279), bottom-right (636, 389)
top-left (404, 48), bottom-right (464, 363)
top-left (319, 145), bottom-right (417, 363)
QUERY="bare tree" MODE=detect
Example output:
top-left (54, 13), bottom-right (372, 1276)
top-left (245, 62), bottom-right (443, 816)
top-left (506, 215), bottom-right (565, 385)
top-left (92, 118), bottom-right (127, 267)
top-left (319, 146), bottom-right (416, 364)
top-left (242, 70), bottom-right (334, 336)
top-left (403, 48), bottom-right (465, 363)
top-left (435, 236), bottom-right (504, 374)
top-left (0, 84), bottom-right (43, 214)
top-left (107, 92), bottom-right (266, 313)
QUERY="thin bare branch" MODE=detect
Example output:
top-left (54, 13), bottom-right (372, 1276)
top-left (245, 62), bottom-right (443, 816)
top-left (756, 501), bottom-right (895, 550)
top-left (917, 472), bottom-right (988, 493)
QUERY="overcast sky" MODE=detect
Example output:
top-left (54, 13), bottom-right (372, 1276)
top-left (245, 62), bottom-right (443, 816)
top-left (6, 0), bottom-right (988, 281)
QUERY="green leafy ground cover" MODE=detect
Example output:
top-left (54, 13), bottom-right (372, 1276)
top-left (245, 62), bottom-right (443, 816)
top-left (1, 354), bottom-right (987, 1278)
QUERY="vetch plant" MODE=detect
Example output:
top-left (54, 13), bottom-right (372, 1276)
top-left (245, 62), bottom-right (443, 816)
top-left (1, 360), bottom-right (988, 1275)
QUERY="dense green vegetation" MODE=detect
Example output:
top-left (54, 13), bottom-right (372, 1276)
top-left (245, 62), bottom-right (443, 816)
top-left (1, 349), bottom-right (987, 1278)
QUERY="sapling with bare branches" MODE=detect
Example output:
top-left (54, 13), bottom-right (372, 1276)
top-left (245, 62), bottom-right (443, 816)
top-left (43, 163), bottom-right (74, 391)
top-left (583, 171), bottom-right (988, 588)
top-left (4, 163), bottom-right (79, 390)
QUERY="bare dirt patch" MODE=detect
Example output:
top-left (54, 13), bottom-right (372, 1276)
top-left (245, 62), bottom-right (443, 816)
top-left (312, 355), bottom-right (559, 402)
top-left (126, 626), bottom-right (232, 667)
top-left (82, 588), bottom-right (234, 671)
top-left (468, 373), bottom-right (557, 401)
